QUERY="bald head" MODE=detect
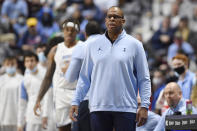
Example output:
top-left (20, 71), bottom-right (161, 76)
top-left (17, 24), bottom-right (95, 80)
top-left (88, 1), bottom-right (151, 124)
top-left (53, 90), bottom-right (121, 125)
top-left (164, 82), bottom-right (182, 108)
top-left (108, 6), bottom-right (124, 18)
top-left (165, 82), bottom-right (182, 93)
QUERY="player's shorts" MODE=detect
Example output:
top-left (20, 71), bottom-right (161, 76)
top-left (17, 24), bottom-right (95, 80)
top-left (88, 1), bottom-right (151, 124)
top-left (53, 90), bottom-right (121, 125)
top-left (26, 123), bottom-right (43, 131)
top-left (54, 88), bottom-right (75, 127)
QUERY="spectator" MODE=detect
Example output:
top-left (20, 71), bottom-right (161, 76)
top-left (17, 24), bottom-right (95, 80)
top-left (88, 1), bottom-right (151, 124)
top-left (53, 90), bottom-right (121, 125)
top-left (80, 0), bottom-right (104, 25)
top-left (167, 31), bottom-right (194, 61)
top-left (151, 69), bottom-right (166, 111)
top-left (154, 82), bottom-right (197, 131)
top-left (54, 1), bottom-right (74, 25)
top-left (175, 16), bottom-right (190, 41)
top-left (0, 33), bottom-right (22, 65)
top-left (19, 17), bottom-right (43, 51)
top-left (37, 6), bottom-right (60, 43)
top-left (27, 0), bottom-right (43, 18)
top-left (13, 14), bottom-right (28, 46)
top-left (1, 0), bottom-right (28, 24)
top-left (151, 16), bottom-right (174, 53)
top-left (171, 54), bottom-right (196, 99)
top-left (170, 2), bottom-right (180, 28)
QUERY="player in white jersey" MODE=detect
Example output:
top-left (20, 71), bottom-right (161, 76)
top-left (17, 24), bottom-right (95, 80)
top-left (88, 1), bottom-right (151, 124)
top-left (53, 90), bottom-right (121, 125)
top-left (0, 56), bottom-right (23, 131)
top-left (17, 52), bottom-right (46, 131)
top-left (33, 18), bottom-right (83, 131)
top-left (66, 21), bottom-right (101, 131)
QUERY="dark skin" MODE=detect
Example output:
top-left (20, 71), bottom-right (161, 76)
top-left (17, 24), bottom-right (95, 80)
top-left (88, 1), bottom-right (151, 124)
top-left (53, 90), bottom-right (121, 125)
top-left (33, 25), bottom-right (78, 131)
top-left (70, 6), bottom-right (148, 128)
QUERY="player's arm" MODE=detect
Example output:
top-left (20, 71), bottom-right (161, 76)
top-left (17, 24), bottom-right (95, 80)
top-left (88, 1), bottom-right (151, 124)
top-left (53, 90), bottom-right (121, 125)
top-left (34, 46), bottom-right (57, 116)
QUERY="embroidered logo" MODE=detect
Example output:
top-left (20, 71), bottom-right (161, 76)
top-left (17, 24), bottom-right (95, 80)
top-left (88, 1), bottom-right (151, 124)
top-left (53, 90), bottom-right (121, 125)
top-left (98, 47), bottom-right (102, 52)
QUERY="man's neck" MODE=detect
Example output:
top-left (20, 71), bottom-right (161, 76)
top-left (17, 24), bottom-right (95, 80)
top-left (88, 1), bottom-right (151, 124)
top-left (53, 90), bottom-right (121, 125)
top-left (179, 70), bottom-right (188, 80)
top-left (64, 40), bottom-right (77, 48)
top-left (107, 29), bottom-right (122, 43)
top-left (171, 98), bottom-right (182, 110)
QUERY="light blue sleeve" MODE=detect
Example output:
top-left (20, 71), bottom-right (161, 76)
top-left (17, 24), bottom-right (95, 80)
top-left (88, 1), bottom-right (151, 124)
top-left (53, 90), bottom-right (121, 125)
top-left (183, 42), bottom-right (194, 54)
top-left (153, 113), bottom-right (165, 131)
top-left (134, 41), bottom-right (151, 109)
top-left (65, 58), bottom-right (82, 82)
top-left (19, 1), bottom-right (28, 17)
top-left (20, 81), bottom-right (28, 101)
top-left (72, 44), bottom-right (93, 106)
top-left (1, 1), bottom-right (9, 16)
top-left (65, 43), bottom-right (85, 82)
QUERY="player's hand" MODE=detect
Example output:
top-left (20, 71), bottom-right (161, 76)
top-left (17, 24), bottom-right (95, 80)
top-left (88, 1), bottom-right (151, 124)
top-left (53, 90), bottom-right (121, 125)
top-left (42, 117), bottom-right (48, 129)
top-left (34, 100), bottom-right (42, 116)
top-left (17, 126), bottom-right (23, 131)
top-left (69, 105), bottom-right (78, 122)
top-left (136, 107), bottom-right (148, 127)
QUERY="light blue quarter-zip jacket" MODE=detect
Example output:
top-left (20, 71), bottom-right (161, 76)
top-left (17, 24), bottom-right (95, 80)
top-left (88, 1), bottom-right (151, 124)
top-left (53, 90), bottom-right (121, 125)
top-left (72, 30), bottom-right (151, 113)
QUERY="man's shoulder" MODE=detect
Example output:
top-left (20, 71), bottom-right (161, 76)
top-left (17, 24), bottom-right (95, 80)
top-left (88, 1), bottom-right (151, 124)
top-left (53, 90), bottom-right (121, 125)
top-left (124, 34), bottom-right (143, 45)
top-left (86, 34), bottom-right (103, 46)
top-left (187, 71), bottom-right (195, 76)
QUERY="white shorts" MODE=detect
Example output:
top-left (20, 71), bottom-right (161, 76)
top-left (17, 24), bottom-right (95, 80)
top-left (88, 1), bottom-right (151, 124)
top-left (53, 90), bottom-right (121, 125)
top-left (0, 125), bottom-right (17, 131)
top-left (26, 123), bottom-right (42, 131)
top-left (54, 88), bottom-right (75, 127)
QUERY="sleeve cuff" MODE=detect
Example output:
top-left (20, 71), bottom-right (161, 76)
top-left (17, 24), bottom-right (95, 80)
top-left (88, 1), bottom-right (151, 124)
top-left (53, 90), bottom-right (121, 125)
top-left (141, 103), bottom-right (150, 109)
top-left (72, 101), bottom-right (80, 106)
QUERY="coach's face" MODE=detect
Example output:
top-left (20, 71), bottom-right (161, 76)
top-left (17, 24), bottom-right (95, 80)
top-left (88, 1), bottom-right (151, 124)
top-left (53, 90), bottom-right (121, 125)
top-left (105, 7), bottom-right (125, 33)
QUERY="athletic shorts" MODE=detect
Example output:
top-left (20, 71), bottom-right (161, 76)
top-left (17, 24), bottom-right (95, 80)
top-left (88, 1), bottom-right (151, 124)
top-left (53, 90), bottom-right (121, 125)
top-left (54, 88), bottom-right (75, 127)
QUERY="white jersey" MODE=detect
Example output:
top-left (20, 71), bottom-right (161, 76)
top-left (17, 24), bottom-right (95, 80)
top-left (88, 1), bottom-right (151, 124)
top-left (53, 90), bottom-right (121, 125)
top-left (53, 41), bottom-right (83, 90)
top-left (0, 73), bottom-right (23, 126)
top-left (53, 41), bottom-right (83, 110)
top-left (18, 67), bottom-right (46, 126)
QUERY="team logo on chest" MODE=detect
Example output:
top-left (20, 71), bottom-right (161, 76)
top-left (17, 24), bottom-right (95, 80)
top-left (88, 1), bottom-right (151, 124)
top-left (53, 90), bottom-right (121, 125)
top-left (98, 47), bottom-right (102, 52)
top-left (123, 48), bottom-right (126, 52)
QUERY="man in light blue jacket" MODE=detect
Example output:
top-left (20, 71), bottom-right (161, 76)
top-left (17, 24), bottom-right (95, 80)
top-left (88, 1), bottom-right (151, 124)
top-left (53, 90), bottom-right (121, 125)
top-left (70, 6), bottom-right (151, 131)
